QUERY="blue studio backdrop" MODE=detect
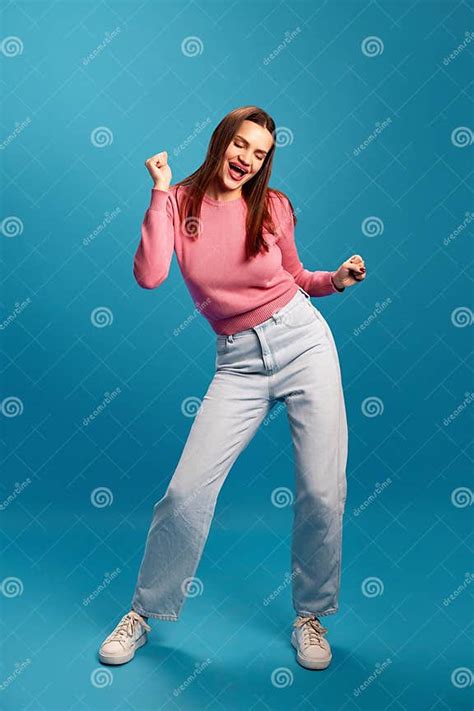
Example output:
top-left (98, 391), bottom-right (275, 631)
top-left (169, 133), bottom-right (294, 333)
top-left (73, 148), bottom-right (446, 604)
top-left (1, 1), bottom-right (473, 709)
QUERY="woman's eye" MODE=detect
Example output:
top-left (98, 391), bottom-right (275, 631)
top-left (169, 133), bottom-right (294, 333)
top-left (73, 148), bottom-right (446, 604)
top-left (233, 141), bottom-right (264, 160)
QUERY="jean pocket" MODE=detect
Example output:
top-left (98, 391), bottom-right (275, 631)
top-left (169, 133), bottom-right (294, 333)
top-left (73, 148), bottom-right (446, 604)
top-left (280, 299), bottom-right (319, 329)
top-left (309, 304), bottom-right (326, 326)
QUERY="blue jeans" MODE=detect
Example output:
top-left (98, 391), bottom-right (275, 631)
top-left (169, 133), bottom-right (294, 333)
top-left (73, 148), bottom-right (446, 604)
top-left (131, 287), bottom-right (348, 620)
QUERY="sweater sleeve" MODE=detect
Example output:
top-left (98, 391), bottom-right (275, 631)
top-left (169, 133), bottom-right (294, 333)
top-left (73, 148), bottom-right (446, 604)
top-left (277, 198), bottom-right (344, 297)
top-left (133, 188), bottom-right (175, 289)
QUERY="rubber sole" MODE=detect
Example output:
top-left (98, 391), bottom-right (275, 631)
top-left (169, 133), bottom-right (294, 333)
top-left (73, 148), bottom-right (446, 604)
top-left (291, 632), bottom-right (332, 670)
top-left (99, 632), bottom-right (147, 665)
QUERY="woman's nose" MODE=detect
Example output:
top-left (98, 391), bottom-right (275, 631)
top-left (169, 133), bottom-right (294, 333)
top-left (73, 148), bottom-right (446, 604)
top-left (238, 154), bottom-right (251, 167)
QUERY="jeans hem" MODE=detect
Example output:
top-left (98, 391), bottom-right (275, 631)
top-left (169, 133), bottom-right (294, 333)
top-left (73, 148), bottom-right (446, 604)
top-left (132, 604), bottom-right (178, 621)
top-left (296, 607), bottom-right (338, 618)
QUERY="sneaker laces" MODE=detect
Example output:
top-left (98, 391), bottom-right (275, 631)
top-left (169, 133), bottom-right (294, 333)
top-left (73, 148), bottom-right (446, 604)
top-left (106, 611), bottom-right (151, 647)
top-left (293, 615), bottom-right (328, 649)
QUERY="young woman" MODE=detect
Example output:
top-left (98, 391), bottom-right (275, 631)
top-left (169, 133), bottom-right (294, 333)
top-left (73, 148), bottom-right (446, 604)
top-left (98, 106), bottom-right (366, 671)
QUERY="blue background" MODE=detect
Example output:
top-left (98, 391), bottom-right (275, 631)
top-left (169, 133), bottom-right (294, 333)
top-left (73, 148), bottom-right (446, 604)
top-left (1, 0), bottom-right (473, 709)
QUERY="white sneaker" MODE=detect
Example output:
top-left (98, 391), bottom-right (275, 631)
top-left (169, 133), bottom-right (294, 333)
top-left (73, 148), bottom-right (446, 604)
top-left (99, 610), bottom-right (152, 665)
top-left (291, 615), bottom-right (332, 670)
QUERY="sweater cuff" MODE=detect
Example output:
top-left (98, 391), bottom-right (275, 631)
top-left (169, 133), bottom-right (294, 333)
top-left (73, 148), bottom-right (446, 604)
top-left (329, 271), bottom-right (345, 293)
top-left (149, 187), bottom-right (170, 211)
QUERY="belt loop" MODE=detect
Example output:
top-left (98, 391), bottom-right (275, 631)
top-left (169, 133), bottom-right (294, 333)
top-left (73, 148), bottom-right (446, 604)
top-left (298, 286), bottom-right (310, 299)
top-left (228, 334), bottom-right (235, 343)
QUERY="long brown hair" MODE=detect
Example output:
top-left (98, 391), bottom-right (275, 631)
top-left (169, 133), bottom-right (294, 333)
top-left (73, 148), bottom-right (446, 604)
top-left (172, 106), bottom-right (297, 259)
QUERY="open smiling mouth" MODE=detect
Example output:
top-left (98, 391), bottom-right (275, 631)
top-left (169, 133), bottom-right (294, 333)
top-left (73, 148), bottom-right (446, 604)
top-left (228, 161), bottom-right (249, 181)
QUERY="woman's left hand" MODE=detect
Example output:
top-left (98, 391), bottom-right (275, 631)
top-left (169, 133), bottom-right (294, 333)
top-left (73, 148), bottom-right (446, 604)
top-left (332, 254), bottom-right (366, 291)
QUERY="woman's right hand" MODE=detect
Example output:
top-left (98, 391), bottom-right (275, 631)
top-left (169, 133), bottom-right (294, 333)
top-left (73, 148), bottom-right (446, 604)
top-left (145, 151), bottom-right (172, 191)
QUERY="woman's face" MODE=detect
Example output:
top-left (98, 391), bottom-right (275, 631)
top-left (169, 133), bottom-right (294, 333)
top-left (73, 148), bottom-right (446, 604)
top-left (219, 120), bottom-right (274, 191)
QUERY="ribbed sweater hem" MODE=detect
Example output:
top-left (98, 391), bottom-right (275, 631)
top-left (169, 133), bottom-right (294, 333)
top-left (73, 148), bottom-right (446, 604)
top-left (208, 284), bottom-right (300, 335)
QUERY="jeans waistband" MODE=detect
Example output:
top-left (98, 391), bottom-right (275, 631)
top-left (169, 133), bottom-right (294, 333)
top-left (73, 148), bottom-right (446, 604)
top-left (268, 286), bottom-right (310, 321)
top-left (297, 286), bottom-right (311, 300)
top-left (223, 286), bottom-right (311, 343)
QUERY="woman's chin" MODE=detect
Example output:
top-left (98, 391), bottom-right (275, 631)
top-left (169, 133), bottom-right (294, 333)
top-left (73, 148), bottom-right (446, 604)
top-left (220, 176), bottom-right (242, 192)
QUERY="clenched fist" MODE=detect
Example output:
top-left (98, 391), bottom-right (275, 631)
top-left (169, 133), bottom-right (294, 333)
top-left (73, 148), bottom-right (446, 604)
top-left (332, 254), bottom-right (366, 291)
top-left (145, 151), bottom-right (172, 191)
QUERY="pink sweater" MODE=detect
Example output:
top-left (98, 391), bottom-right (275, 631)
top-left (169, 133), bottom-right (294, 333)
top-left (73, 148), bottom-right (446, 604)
top-left (133, 185), bottom-right (342, 335)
